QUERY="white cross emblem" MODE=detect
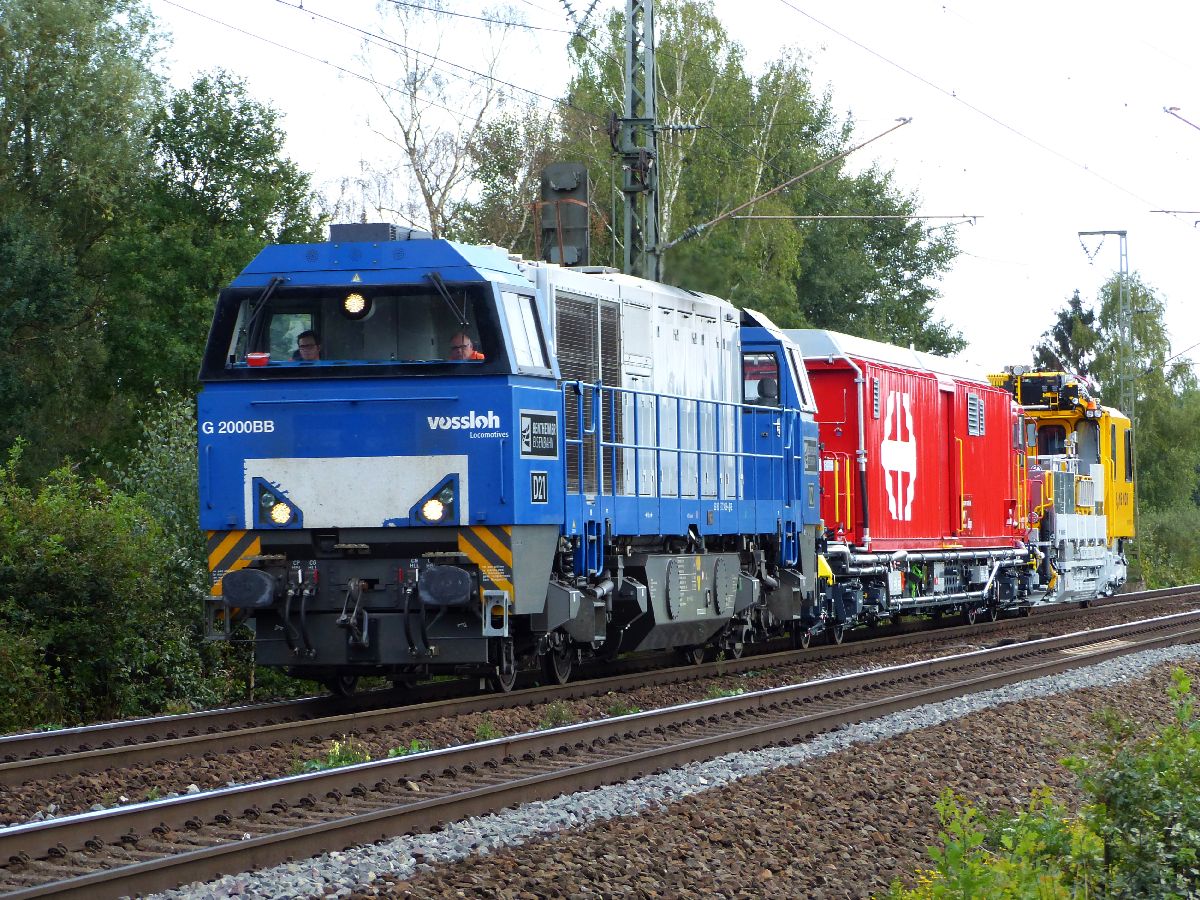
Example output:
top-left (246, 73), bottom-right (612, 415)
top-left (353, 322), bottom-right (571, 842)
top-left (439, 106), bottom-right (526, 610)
top-left (880, 391), bottom-right (917, 521)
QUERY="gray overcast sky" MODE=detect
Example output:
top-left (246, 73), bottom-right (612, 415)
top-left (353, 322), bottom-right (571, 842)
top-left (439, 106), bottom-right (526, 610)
top-left (149, 0), bottom-right (1200, 372)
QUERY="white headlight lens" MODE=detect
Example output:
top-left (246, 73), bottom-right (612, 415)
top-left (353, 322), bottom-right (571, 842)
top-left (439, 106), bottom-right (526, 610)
top-left (269, 502), bottom-right (293, 525)
top-left (421, 498), bottom-right (445, 522)
top-left (343, 292), bottom-right (367, 315)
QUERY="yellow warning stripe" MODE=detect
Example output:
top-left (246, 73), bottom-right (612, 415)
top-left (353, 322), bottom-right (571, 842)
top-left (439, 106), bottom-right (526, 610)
top-left (209, 530), bottom-right (244, 568)
top-left (457, 526), bottom-right (514, 597)
top-left (206, 530), bottom-right (261, 597)
top-left (472, 525), bottom-right (513, 568)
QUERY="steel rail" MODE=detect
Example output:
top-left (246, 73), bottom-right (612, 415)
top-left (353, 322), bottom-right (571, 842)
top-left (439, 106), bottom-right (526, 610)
top-left (2, 585), bottom-right (1196, 787)
top-left (2, 610), bottom-right (1198, 898)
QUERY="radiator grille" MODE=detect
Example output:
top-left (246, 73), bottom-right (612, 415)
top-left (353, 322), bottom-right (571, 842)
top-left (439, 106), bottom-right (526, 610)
top-left (555, 293), bottom-right (623, 494)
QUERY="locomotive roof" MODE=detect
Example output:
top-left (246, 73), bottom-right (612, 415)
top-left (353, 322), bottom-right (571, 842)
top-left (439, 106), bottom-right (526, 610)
top-left (787, 328), bottom-right (993, 386)
top-left (519, 259), bottom-right (737, 319)
top-left (232, 238), bottom-right (529, 288)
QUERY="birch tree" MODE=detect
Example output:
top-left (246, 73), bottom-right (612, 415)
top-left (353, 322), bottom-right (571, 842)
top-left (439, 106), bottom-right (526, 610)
top-left (362, 1), bottom-right (530, 237)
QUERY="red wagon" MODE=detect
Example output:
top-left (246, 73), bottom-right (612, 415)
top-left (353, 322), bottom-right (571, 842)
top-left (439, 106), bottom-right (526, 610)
top-left (788, 330), bottom-right (1031, 623)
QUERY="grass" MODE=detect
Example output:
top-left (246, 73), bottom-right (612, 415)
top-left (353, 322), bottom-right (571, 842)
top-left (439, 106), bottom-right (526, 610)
top-left (538, 700), bottom-right (576, 729)
top-left (288, 736), bottom-right (372, 775)
top-left (474, 716), bottom-right (502, 741)
top-left (704, 685), bottom-right (746, 700)
top-left (388, 738), bottom-right (433, 758)
top-left (605, 699), bottom-right (643, 717)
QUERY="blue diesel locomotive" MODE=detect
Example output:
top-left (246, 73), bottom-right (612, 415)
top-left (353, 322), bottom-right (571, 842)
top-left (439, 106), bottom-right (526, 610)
top-left (200, 224), bottom-right (825, 691)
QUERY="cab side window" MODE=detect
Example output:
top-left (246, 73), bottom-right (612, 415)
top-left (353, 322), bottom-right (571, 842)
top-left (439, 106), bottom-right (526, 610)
top-left (1038, 424), bottom-right (1066, 456)
top-left (743, 352), bottom-right (780, 407)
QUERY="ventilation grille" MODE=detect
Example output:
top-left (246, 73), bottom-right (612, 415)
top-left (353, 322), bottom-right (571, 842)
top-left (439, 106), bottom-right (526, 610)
top-left (556, 295), bottom-right (623, 494)
top-left (967, 394), bottom-right (986, 436)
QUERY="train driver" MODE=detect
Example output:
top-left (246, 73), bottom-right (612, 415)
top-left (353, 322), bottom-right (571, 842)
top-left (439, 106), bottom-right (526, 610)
top-left (448, 332), bottom-right (485, 361)
top-left (294, 330), bottom-right (321, 361)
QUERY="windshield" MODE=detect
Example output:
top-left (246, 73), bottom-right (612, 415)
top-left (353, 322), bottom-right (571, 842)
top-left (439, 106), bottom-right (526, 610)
top-left (200, 282), bottom-right (543, 379)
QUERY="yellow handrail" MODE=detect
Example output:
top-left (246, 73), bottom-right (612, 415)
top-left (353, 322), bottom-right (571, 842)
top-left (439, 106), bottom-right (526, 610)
top-left (955, 437), bottom-right (965, 530)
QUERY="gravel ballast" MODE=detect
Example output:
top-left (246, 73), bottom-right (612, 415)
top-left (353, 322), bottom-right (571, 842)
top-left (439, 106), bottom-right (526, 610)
top-left (156, 642), bottom-right (1200, 900)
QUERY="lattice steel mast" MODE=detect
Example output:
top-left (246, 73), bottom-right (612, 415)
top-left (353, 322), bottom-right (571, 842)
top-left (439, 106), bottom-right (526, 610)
top-left (1078, 230), bottom-right (1132, 415)
top-left (617, 0), bottom-right (660, 280)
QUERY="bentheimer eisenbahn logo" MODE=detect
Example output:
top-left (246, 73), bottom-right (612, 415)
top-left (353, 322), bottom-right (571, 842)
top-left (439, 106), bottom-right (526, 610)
top-left (426, 410), bottom-right (501, 431)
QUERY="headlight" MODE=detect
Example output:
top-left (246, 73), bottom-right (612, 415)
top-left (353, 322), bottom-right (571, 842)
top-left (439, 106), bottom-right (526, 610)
top-left (421, 498), bottom-right (446, 522)
top-left (269, 502), bottom-right (293, 525)
top-left (342, 292), bottom-right (371, 319)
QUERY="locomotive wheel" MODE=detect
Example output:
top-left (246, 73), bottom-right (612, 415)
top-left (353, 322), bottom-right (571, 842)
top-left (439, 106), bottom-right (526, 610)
top-left (679, 646), bottom-right (706, 666)
top-left (794, 628), bottom-right (812, 650)
top-left (988, 604), bottom-right (999, 622)
top-left (1079, 598), bottom-right (1093, 609)
top-left (828, 623), bottom-right (845, 645)
top-left (965, 606), bottom-right (979, 626)
top-left (728, 640), bottom-right (745, 660)
top-left (541, 644), bottom-right (574, 685)
top-left (490, 639), bottom-right (518, 693)
top-left (328, 675), bottom-right (359, 697)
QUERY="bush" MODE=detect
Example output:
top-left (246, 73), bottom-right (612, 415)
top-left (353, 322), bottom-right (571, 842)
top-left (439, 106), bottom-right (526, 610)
top-left (107, 392), bottom-right (314, 707)
top-left (885, 668), bottom-right (1200, 898)
top-left (1065, 668), bottom-right (1200, 896)
top-left (1134, 506), bottom-right (1200, 589)
top-left (884, 789), bottom-right (1097, 899)
top-left (0, 619), bottom-right (65, 731)
top-left (0, 443), bottom-right (209, 725)
top-left (107, 390), bottom-right (206, 597)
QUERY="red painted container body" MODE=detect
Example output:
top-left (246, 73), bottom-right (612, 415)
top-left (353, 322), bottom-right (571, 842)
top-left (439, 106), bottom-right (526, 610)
top-left (790, 330), bottom-right (1023, 552)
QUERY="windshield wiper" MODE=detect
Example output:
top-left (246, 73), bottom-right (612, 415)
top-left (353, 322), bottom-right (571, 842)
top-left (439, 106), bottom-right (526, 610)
top-left (239, 276), bottom-right (285, 349)
top-left (427, 272), bottom-right (467, 326)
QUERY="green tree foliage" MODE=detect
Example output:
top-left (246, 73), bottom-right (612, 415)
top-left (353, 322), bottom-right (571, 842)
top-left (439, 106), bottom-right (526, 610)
top-left (0, 203), bottom-right (103, 472)
top-left (0, 0), bottom-right (161, 470)
top-left (1032, 289), bottom-right (1097, 374)
top-left (1095, 274), bottom-right (1200, 514)
top-left (0, 3), bottom-right (327, 722)
top-left (0, 0), bottom-right (322, 471)
top-left (97, 70), bottom-right (323, 409)
top-left (0, 0), bottom-right (161, 254)
top-left (888, 668), bottom-right (1200, 898)
top-left (459, 0), bottom-right (962, 352)
top-left (0, 445), bottom-right (211, 726)
top-left (1089, 273), bottom-right (1194, 409)
top-left (452, 103), bottom-right (558, 254)
top-left (1033, 275), bottom-right (1200, 516)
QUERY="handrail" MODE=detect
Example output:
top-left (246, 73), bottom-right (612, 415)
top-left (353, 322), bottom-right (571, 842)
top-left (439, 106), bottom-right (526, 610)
top-left (560, 380), bottom-right (800, 502)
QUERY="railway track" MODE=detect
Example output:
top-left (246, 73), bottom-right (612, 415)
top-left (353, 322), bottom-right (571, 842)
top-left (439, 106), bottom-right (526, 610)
top-left (1, 586), bottom-right (1196, 790)
top-left (2, 608), bottom-right (1198, 898)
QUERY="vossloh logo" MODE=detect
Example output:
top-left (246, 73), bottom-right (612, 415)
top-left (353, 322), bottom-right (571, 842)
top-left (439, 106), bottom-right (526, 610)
top-left (426, 410), bottom-right (501, 431)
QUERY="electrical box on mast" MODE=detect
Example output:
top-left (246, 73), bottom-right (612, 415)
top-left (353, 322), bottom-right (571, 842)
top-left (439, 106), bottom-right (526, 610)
top-left (538, 162), bottom-right (590, 266)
